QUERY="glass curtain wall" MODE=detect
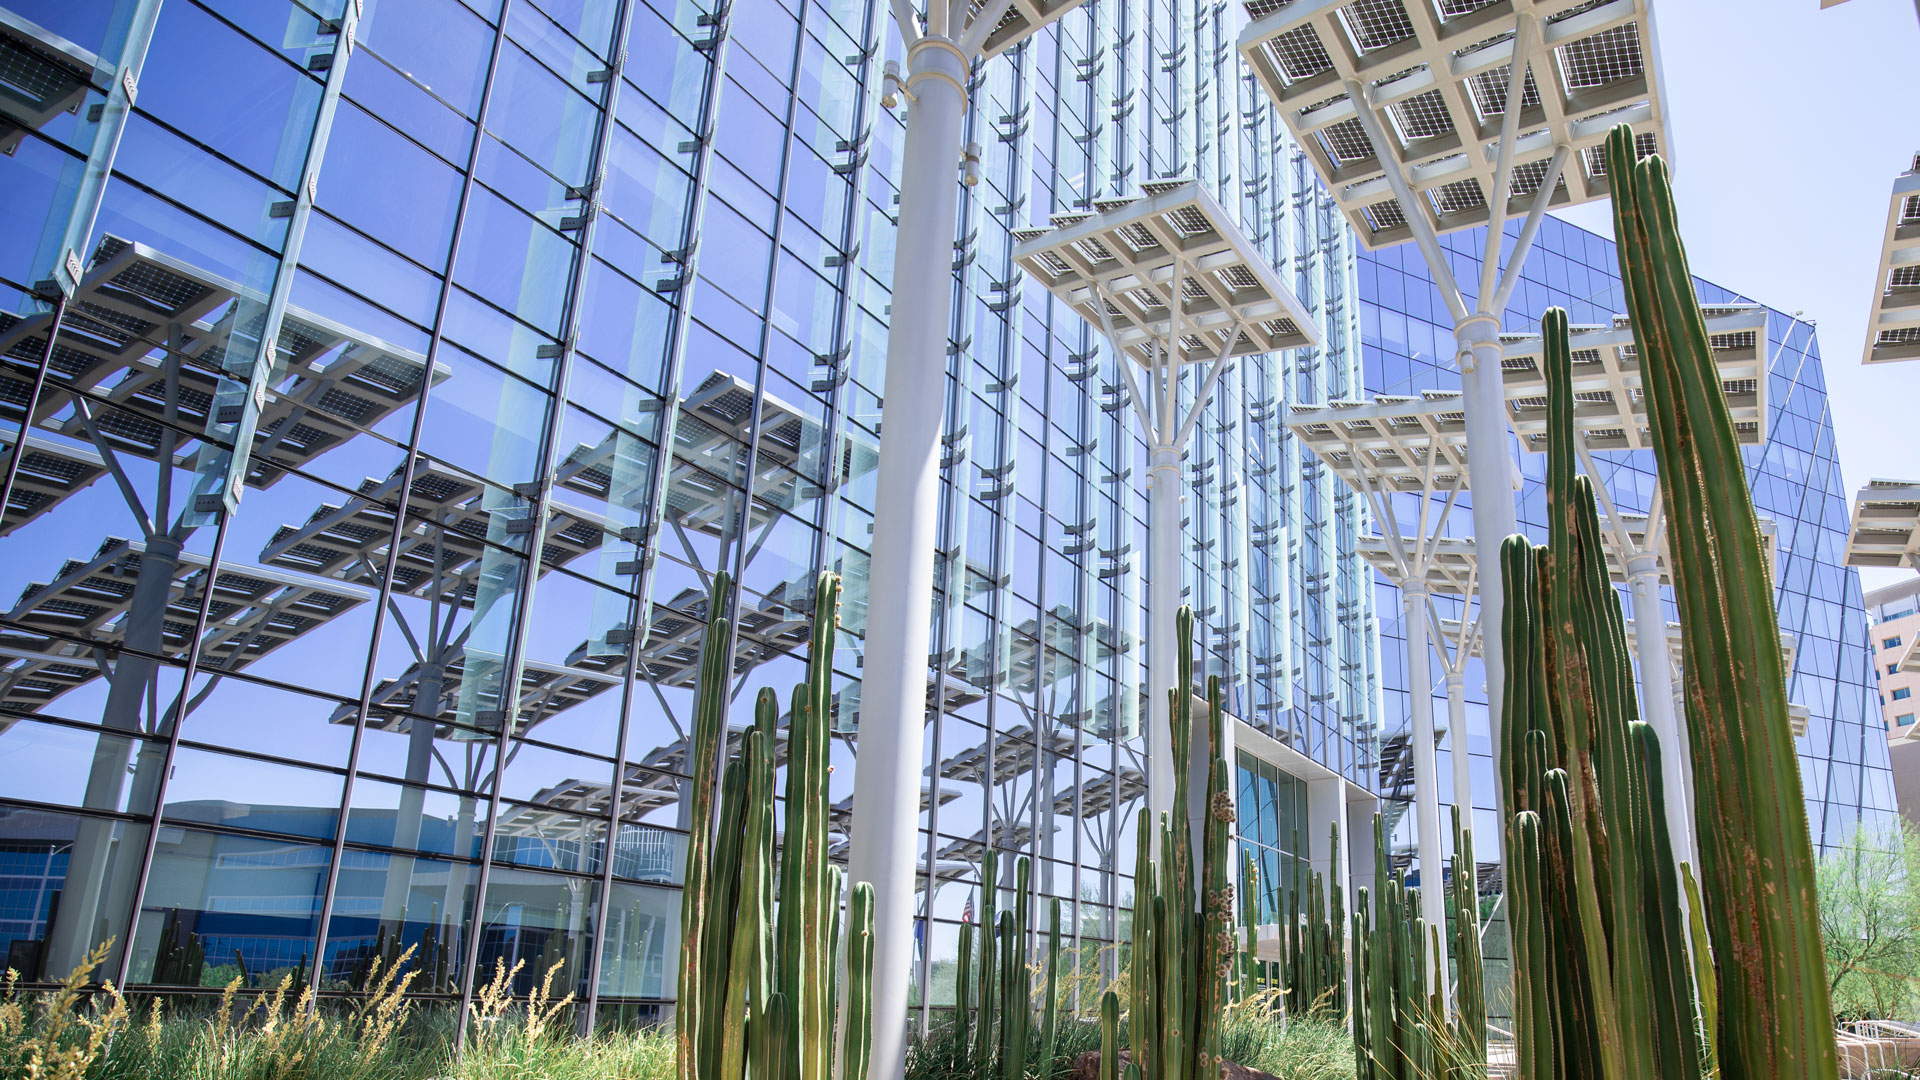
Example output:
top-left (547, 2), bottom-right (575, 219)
top-left (0, 0), bottom-right (1377, 1025)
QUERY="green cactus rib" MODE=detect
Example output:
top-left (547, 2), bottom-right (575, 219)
top-left (846, 883), bottom-right (876, 1080)
top-left (1606, 122), bottom-right (1838, 1080)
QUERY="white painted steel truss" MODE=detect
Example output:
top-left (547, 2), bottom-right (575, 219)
top-left (1498, 304), bottom-right (1769, 454)
top-left (1288, 393), bottom-right (1480, 495)
top-left (1863, 153), bottom-right (1920, 365)
top-left (1238, 0), bottom-right (1670, 246)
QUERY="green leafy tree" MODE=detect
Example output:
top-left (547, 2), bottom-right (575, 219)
top-left (1817, 820), bottom-right (1920, 1019)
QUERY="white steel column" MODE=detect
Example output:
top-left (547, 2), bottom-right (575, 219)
top-left (1445, 672), bottom-right (1470, 820)
top-left (1579, 447), bottom-right (1694, 868)
top-left (847, 29), bottom-right (970, 1080)
top-left (1149, 436), bottom-right (1182, 828)
top-left (1626, 554), bottom-right (1691, 863)
top-left (1401, 580), bottom-right (1449, 989)
top-left (1338, 33), bottom-right (1571, 786)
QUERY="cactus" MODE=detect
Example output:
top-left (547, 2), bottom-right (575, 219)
top-left (975, 847), bottom-right (1000, 1070)
top-left (1237, 852), bottom-right (1260, 1002)
top-left (1100, 989), bottom-right (1121, 1080)
top-left (675, 572), bottom-right (877, 1080)
top-left (1352, 811), bottom-right (1434, 1079)
top-left (1111, 607), bottom-right (1245, 1080)
top-left (1490, 297), bottom-right (1717, 1078)
top-left (1607, 123), bottom-right (1839, 1079)
top-left (955, 918), bottom-right (974, 1066)
top-left (1448, 808), bottom-right (1486, 1070)
top-left (942, 851), bottom-right (1063, 1078)
top-left (1042, 898), bottom-right (1060, 1074)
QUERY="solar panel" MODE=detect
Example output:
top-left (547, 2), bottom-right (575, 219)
top-left (0, 237), bottom-right (444, 523)
top-left (1011, 180), bottom-right (1321, 369)
top-left (1240, 0), bottom-right (1668, 245)
top-left (1845, 480), bottom-right (1920, 570)
top-left (0, 537), bottom-right (374, 716)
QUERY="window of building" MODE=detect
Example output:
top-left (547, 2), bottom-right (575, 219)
top-left (1896, 687), bottom-right (1914, 701)
top-left (1900, 714), bottom-right (1917, 727)
top-left (1889, 636), bottom-right (1907, 651)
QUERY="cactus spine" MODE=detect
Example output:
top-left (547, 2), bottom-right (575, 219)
top-left (1607, 123), bottom-right (1838, 1079)
top-left (676, 572), bottom-right (875, 1080)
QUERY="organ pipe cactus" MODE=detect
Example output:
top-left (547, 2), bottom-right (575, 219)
top-left (1111, 606), bottom-right (1239, 1080)
top-left (1492, 297), bottom-right (1709, 1078)
top-left (1448, 808), bottom-right (1486, 1069)
top-left (676, 572), bottom-right (876, 1080)
top-left (946, 852), bottom-right (1065, 1078)
top-left (1607, 122), bottom-right (1839, 1079)
top-left (1275, 822), bottom-right (1345, 1019)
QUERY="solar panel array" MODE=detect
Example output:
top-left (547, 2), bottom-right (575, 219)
top-left (1238, 0), bottom-right (1669, 246)
top-left (0, 237), bottom-right (442, 514)
top-left (0, 536), bottom-right (373, 716)
top-left (1011, 180), bottom-right (1321, 369)
top-left (1287, 392), bottom-right (1478, 494)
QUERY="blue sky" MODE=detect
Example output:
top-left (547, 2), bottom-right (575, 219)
top-left (1554, 0), bottom-right (1920, 591)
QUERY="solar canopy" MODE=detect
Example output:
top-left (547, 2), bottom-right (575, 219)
top-left (1238, 0), bottom-right (1670, 247)
top-left (1287, 392), bottom-right (1489, 495)
top-left (1844, 480), bottom-right (1920, 571)
top-left (1356, 534), bottom-right (1478, 594)
top-left (1499, 305), bottom-right (1769, 454)
top-left (1011, 180), bottom-right (1320, 368)
top-left (0, 429), bottom-right (109, 537)
top-left (0, 536), bottom-right (372, 716)
top-left (1863, 154), bottom-right (1920, 365)
top-left (0, 12), bottom-right (101, 153)
top-left (0, 237), bottom-right (443, 498)
top-left (970, 0), bottom-right (1094, 59)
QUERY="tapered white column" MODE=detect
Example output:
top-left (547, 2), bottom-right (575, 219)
top-left (1402, 580), bottom-right (1449, 995)
top-left (1627, 554), bottom-right (1694, 866)
top-left (1149, 445), bottom-right (1181, 831)
top-left (846, 32), bottom-right (970, 1080)
top-left (1446, 672), bottom-right (1471, 820)
top-left (1457, 315), bottom-right (1519, 790)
